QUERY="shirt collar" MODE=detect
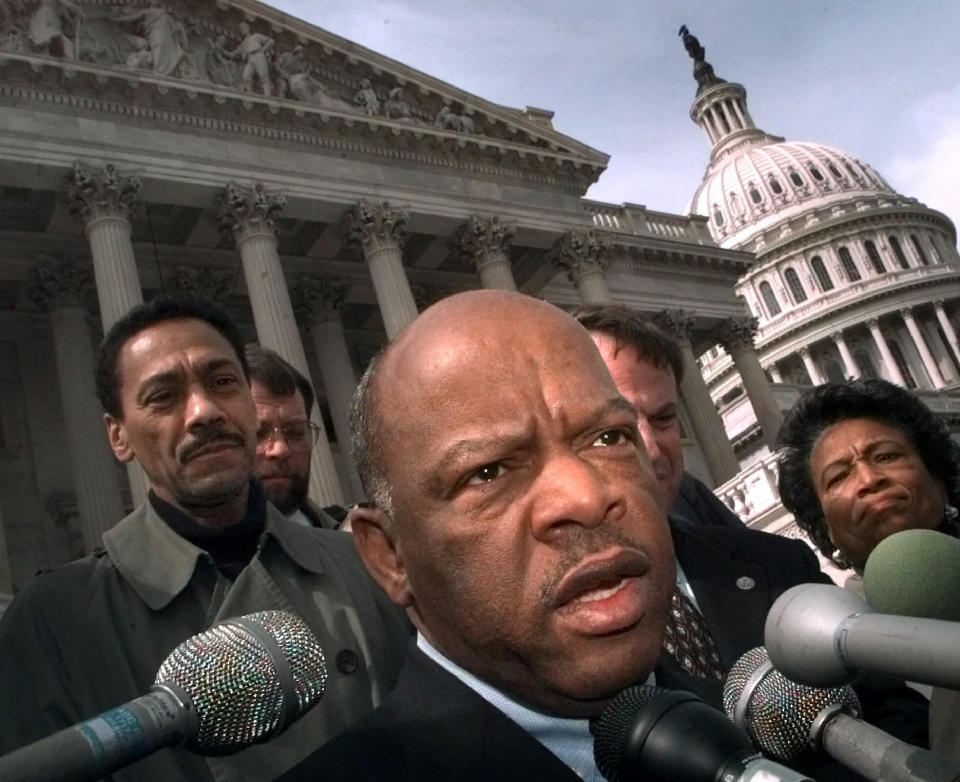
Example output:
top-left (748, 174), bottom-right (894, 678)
top-left (417, 635), bottom-right (604, 781)
top-left (103, 483), bottom-right (327, 610)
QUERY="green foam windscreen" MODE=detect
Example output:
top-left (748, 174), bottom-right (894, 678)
top-left (863, 528), bottom-right (960, 622)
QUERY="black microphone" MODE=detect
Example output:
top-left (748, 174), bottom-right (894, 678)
top-left (0, 610), bottom-right (327, 782)
top-left (764, 582), bottom-right (960, 690)
top-left (724, 646), bottom-right (960, 782)
top-left (592, 684), bottom-right (813, 781)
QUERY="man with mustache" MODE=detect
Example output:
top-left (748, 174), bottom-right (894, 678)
top-left (0, 294), bottom-right (410, 781)
top-left (244, 345), bottom-right (342, 528)
top-left (280, 290), bottom-right (676, 781)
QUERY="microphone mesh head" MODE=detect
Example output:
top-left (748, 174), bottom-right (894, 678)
top-left (155, 610), bottom-right (327, 754)
top-left (593, 685), bottom-right (674, 782)
top-left (722, 646), bottom-right (860, 762)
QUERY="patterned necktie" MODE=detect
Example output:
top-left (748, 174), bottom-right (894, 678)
top-left (662, 587), bottom-right (724, 681)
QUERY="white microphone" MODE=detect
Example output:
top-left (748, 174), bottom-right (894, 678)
top-left (764, 582), bottom-right (960, 690)
top-left (0, 610), bottom-right (327, 782)
top-left (725, 647), bottom-right (960, 782)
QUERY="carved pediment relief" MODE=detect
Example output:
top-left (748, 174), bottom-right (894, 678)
top-left (0, 0), bottom-right (607, 192)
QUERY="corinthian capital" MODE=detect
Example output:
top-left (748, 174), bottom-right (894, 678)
top-left (655, 309), bottom-right (696, 345)
top-left (454, 215), bottom-right (516, 269)
top-left (342, 200), bottom-right (408, 253)
top-left (166, 266), bottom-right (236, 305)
top-left (715, 315), bottom-right (760, 352)
top-left (62, 162), bottom-right (142, 223)
top-left (292, 276), bottom-right (349, 326)
top-left (27, 257), bottom-right (97, 314)
top-left (217, 182), bottom-right (286, 242)
top-left (547, 229), bottom-right (610, 282)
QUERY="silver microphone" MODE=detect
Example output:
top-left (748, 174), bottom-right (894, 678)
top-left (0, 610), bottom-right (328, 782)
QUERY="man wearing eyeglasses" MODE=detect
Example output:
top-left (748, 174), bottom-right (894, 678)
top-left (245, 345), bottom-right (342, 529)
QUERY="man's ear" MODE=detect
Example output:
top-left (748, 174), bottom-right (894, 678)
top-left (349, 506), bottom-right (412, 607)
top-left (104, 414), bottom-right (135, 463)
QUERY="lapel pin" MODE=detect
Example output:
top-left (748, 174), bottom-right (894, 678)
top-left (736, 576), bottom-right (756, 591)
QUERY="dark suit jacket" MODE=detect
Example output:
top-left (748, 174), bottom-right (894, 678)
top-left (661, 520), bottom-right (930, 781)
top-left (671, 472), bottom-right (746, 529)
top-left (277, 644), bottom-right (581, 781)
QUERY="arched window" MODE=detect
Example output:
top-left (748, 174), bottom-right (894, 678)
top-left (788, 168), bottom-right (804, 187)
top-left (889, 236), bottom-right (909, 269)
top-left (827, 162), bottom-right (842, 179)
top-left (784, 267), bottom-right (807, 303)
top-left (713, 204), bottom-right (724, 227)
top-left (888, 339), bottom-right (917, 389)
top-left (911, 234), bottom-right (929, 265)
top-left (749, 185), bottom-right (763, 204)
top-left (810, 255), bottom-right (834, 291)
top-left (864, 240), bottom-right (885, 274)
top-left (838, 247), bottom-right (860, 281)
top-left (769, 176), bottom-right (783, 195)
top-left (759, 281), bottom-right (781, 317)
top-left (809, 164), bottom-right (824, 182)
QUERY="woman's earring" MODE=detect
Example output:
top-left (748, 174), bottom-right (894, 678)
top-left (944, 504), bottom-right (959, 522)
top-left (830, 549), bottom-right (852, 569)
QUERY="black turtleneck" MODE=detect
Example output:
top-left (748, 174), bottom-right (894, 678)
top-left (149, 482), bottom-right (267, 580)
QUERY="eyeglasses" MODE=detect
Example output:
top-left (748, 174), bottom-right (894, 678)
top-left (256, 421), bottom-right (321, 453)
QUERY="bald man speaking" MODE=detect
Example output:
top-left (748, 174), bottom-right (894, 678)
top-left (280, 290), bottom-right (675, 781)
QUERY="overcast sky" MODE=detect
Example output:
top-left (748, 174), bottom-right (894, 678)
top-left (268, 0), bottom-right (960, 229)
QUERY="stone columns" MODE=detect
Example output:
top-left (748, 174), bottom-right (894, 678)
top-left (831, 331), bottom-right (861, 380)
top-left (867, 318), bottom-right (907, 387)
top-left (62, 161), bottom-right (150, 507)
top-left (343, 200), bottom-right (418, 339)
top-left (767, 364), bottom-right (784, 384)
top-left (903, 307), bottom-right (945, 388)
top-left (657, 310), bottom-right (739, 484)
top-left (219, 182), bottom-right (344, 506)
top-left (798, 347), bottom-right (826, 386)
top-left (934, 301), bottom-right (960, 367)
top-left (454, 216), bottom-right (518, 291)
top-left (28, 259), bottom-right (126, 552)
top-left (293, 277), bottom-right (364, 500)
top-left (716, 316), bottom-right (782, 450)
top-left (548, 230), bottom-right (612, 304)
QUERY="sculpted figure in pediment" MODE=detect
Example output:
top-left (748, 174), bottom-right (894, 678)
top-left (112, 0), bottom-right (188, 76)
top-left (28, 0), bottom-right (83, 59)
top-left (1, 0), bottom-right (27, 31)
top-left (228, 22), bottom-right (275, 96)
top-left (205, 32), bottom-right (239, 87)
top-left (354, 78), bottom-right (380, 115)
top-left (434, 105), bottom-right (474, 134)
top-left (383, 86), bottom-right (411, 120)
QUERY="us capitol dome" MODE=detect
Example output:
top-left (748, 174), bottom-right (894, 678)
top-left (680, 28), bottom-right (960, 460)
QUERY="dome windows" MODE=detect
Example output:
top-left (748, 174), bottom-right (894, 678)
top-left (838, 246), bottom-right (860, 281)
top-left (748, 184), bottom-right (763, 204)
top-left (788, 167), bottom-right (804, 187)
top-left (784, 267), bottom-right (807, 303)
top-left (889, 236), bottom-right (909, 269)
top-left (759, 281), bottom-right (781, 317)
top-left (712, 204), bottom-right (725, 226)
top-left (808, 164), bottom-right (824, 182)
top-left (768, 175), bottom-right (783, 195)
top-left (811, 255), bottom-right (834, 291)
top-left (911, 234), bottom-right (929, 265)
top-left (864, 240), bottom-right (885, 274)
top-left (827, 162), bottom-right (843, 180)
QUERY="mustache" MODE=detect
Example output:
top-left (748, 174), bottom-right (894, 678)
top-left (177, 428), bottom-right (246, 463)
top-left (538, 524), bottom-right (649, 607)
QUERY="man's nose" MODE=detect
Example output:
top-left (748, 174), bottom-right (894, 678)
top-left (529, 450), bottom-right (625, 541)
top-left (260, 429), bottom-right (292, 459)
top-left (185, 388), bottom-right (226, 429)
top-left (637, 419), bottom-right (661, 462)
